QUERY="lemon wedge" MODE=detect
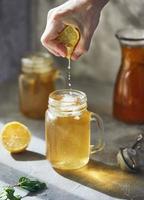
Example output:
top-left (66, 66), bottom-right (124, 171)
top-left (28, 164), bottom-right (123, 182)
top-left (58, 25), bottom-right (80, 58)
top-left (1, 121), bottom-right (31, 153)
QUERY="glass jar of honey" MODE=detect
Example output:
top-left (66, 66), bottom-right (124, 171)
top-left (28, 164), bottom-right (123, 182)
top-left (45, 89), bottom-right (104, 170)
top-left (113, 29), bottom-right (144, 123)
top-left (19, 52), bottom-right (61, 119)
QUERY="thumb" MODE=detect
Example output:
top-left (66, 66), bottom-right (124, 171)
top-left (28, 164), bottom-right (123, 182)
top-left (71, 32), bottom-right (92, 60)
top-left (71, 12), bottom-right (101, 60)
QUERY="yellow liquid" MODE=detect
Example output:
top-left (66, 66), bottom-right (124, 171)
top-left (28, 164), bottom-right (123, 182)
top-left (67, 58), bottom-right (71, 88)
top-left (19, 69), bottom-right (56, 119)
top-left (46, 110), bottom-right (91, 170)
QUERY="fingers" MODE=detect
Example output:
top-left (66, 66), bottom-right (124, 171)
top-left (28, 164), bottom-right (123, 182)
top-left (40, 1), bottom-right (100, 60)
top-left (41, 31), bottom-right (67, 57)
top-left (41, 11), bottom-right (67, 57)
top-left (46, 47), bottom-right (61, 57)
top-left (41, 36), bottom-right (67, 57)
top-left (71, 16), bottom-right (100, 60)
top-left (71, 32), bottom-right (91, 60)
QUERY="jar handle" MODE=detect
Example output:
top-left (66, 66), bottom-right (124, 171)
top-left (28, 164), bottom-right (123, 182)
top-left (90, 112), bottom-right (105, 154)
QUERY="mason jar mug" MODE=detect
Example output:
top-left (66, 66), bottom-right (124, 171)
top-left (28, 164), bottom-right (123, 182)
top-left (45, 89), bottom-right (104, 170)
top-left (19, 52), bottom-right (62, 119)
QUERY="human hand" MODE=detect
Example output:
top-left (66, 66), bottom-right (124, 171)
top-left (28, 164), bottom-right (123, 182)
top-left (41, 0), bottom-right (108, 60)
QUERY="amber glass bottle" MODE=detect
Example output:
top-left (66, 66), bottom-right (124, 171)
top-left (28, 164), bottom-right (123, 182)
top-left (45, 89), bottom-right (104, 170)
top-left (113, 29), bottom-right (144, 123)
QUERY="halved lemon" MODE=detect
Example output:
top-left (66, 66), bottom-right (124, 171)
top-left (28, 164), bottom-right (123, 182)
top-left (58, 25), bottom-right (80, 58)
top-left (1, 121), bottom-right (31, 153)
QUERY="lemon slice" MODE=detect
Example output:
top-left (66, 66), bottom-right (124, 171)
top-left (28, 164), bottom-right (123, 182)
top-left (58, 25), bottom-right (80, 58)
top-left (1, 121), bottom-right (31, 153)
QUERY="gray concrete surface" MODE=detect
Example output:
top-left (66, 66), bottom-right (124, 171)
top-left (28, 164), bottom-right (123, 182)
top-left (0, 79), bottom-right (144, 199)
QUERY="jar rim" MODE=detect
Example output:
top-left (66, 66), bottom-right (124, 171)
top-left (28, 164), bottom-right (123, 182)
top-left (21, 52), bottom-right (54, 73)
top-left (48, 89), bottom-right (87, 113)
top-left (116, 28), bottom-right (144, 41)
top-left (116, 28), bottom-right (144, 46)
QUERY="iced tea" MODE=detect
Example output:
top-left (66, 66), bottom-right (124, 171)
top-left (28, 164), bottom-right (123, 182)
top-left (113, 29), bottom-right (144, 123)
top-left (46, 109), bottom-right (90, 170)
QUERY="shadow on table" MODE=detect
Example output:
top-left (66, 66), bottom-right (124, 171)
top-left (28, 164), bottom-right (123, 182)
top-left (11, 150), bottom-right (45, 161)
top-left (0, 162), bottom-right (83, 200)
top-left (56, 159), bottom-right (144, 200)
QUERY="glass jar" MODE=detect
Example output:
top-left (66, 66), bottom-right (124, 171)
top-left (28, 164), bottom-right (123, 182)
top-left (113, 28), bottom-right (144, 123)
top-left (19, 52), bottom-right (60, 119)
top-left (45, 89), bottom-right (104, 170)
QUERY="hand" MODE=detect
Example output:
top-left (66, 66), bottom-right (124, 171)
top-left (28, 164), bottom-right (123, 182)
top-left (41, 0), bottom-right (108, 60)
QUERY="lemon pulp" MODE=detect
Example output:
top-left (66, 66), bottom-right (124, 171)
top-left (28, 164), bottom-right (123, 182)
top-left (1, 121), bottom-right (31, 153)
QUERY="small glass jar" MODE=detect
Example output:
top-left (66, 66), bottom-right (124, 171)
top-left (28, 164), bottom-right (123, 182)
top-left (19, 52), bottom-right (60, 119)
top-left (45, 89), bottom-right (104, 170)
top-left (113, 28), bottom-right (144, 123)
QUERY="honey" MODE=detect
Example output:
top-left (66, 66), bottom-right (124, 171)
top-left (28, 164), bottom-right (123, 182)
top-left (19, 52), bottom-right (59, 119)
top-left (113, 29), bottom-right (144, 123)
top-left (45, 89), bottom-right (104, 170)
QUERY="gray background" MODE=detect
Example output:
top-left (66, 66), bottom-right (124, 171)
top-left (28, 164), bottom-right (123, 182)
top-left (0, 0), bottom-right (31, 83)
top-left (0, 0), bottom-right (144, 83)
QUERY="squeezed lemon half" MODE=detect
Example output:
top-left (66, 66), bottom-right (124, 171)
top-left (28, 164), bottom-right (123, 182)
top-left (58, 25), bottom-right (80, 58)
top-left (1, 121), bottom-right (31, 153)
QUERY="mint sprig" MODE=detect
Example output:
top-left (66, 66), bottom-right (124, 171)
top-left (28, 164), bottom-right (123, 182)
top-left (17, 177), bottom-right (46, 192)
top-left (0, 177), bottom-right (47, 200)
top-left (0, 187), bottom-right (21, 200)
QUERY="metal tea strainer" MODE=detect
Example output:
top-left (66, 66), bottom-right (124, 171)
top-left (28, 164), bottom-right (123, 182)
top-left (117, 133), bottom-right (144, 172)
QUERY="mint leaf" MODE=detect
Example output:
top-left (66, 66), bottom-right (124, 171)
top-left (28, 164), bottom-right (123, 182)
top-left (0, 177), bottom-right (47, 200)
top-left (0, 187), bottom-right (21, 200)
top-left (18, 177), bottom-right (47, 192)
